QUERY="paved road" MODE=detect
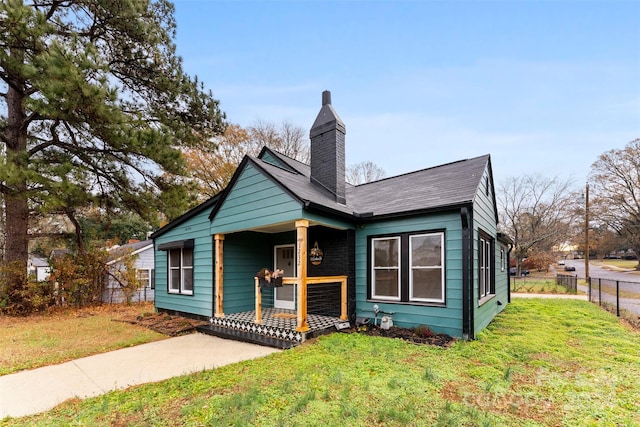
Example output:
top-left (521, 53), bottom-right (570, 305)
top-left (562, 259), bottom-right (640, 283)
top-left (561, 259), bottom-right (640, 315)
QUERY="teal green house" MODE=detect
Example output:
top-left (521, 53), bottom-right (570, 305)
top-left (152, 91), bottom-right (511, 348)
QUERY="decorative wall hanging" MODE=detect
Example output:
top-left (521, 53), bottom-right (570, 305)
top-left (309, 241), bottom-right (323, 265)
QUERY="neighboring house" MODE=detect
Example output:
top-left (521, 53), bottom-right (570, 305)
top-left (104, 239), bottom-right (155, 303)
top-left (28, 255), bottom-right (51, 282)
top-left (152, 91), bottom-right (511, 348)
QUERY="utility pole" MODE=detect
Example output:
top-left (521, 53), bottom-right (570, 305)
top-left (585, 183), bottom-right (590, 280)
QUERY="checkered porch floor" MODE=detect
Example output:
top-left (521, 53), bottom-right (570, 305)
top-left (207, 308), bottom-right (343, 344)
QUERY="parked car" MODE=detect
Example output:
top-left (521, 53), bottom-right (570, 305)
top-left (564, 265), bottom-right (576, 272)
top-left (509, 267), bottom-right (530, 276)
top-left (558, 260), bottom-right (565, 265)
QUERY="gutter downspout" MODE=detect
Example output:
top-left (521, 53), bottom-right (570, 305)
top-left (460, 207), bottom-right (474, 340)
top-left (507, 242), bottom-right (513, 304)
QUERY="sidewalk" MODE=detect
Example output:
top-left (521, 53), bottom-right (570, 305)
top-left (0, 333), bottom-right (280, 419)
top-left (512, 292), bottom-right (588, 300)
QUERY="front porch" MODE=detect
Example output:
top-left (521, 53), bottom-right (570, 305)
top-left (211, 219), bottom-right (354, 341)
top-left (197, 308), bottom-right (345, 349)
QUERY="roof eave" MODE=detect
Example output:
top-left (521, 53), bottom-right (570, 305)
top-left (355, 201), bottom-right (474, 222)
top-left (208, 156), bottom-right (307, 223)
top-left (151, 194), bottom-right (221, 240)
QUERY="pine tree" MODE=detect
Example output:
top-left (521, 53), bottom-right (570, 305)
top-left (0, 0), bottom-right (225, 273)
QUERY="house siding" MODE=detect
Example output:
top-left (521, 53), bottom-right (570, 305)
top-left (355, 212), bottom-right (464, 337)
top-left (211, 164), bottom-right (303, 235)
top-left (155, 209), bottom-right (214, 318)
top-left (259, 151), bottom-right (299, 173)
top-left (473, 165), bottom-right (508, 335)
top-left (221, 231), bottom-right (273, 314)
top-left (104, 247), bottom-right (155, 304)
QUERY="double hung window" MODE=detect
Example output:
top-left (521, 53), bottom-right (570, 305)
top-left (410, 234), bottom-right (444, 302)
top-left (479, 233), bottom-right (494, 299)
top-left (370, 232), bottom-right (445, 304)
top-left (372, 237), bottom-right (401, 300)
top-left (136, 269), bottom-right (151, 288)
top-left (168, 248), bottom-right (193, 295)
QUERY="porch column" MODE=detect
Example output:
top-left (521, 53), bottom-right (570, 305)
top-left (214, 234), bottom-right (224, 318)
top-left (295, 220), bottom-right (309, 332)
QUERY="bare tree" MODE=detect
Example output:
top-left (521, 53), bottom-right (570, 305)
top-left (347, 161), bottom-right (386, 185)
top-left (182, 121), bottom-right (310, 201)
top-left (590, 138), bottom-right (640, 270)
top-left (497, 174), bottom-right (577, 273)
top-left (247, 120), bottom-right (310, 163)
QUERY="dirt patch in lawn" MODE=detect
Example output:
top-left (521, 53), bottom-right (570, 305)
top-left (353, 324), bottom-right (455, 347)
top-left (114, 312), bottom-right (207, 336)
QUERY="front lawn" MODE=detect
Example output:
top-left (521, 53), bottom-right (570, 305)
top-left (592, 259), bottom-right (640, 271)
top-left (0, 303), bottom-right (165, 376)
top-left (5, 299), bottom-right (639, 426)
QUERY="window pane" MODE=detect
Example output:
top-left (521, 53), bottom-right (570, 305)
top-left (411, 234), bottom-right (442, 267)
top-left (183, 269), bottom-right (193, 292)
top-left (374, 238), bottom-right (398, 268)
top-left (170, 270), bottom-right (180, 291)
top-left (374, 269), bottom-right (399, 297)
top-left (412, 268), bottom-right (442, 300)
top-left (169, 250), bottom-right (180, 267)
top-left (182, 249), bottom-right (193, 267)
top-left (137, 269), bottom-right (150, 287)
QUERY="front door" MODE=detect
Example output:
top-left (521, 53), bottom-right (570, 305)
top-left (274, 244), bottom-right (296, 309)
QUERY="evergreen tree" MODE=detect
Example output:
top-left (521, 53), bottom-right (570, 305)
top-left (0, 0), bottom-right (225, 273)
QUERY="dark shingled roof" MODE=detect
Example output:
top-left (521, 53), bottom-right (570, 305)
top-left (153, 148), bottom-right (491, 239)
top-left (255, 149), bottom-right (490, 219)
top-left (348, 155), bottom-right (490, 217)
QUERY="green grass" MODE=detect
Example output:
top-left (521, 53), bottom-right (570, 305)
top-left (510, 278), bottom-right (580, 294)
top-left (0, 303), bottom-right (165, 375)
top-left (4, 299), bottom-right (639, 426)
top-left (592, 259), bottom-right (640, 270)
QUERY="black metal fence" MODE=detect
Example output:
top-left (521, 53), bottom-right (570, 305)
top-left (556, 273), bottom-right (578, 293)
top-left (587, 277), bottom-right (640, 318)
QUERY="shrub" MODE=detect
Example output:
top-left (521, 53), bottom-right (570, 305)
top-left (0, 262), bottom-right (55, 315)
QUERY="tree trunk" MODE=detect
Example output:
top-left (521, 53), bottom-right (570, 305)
top-left (3, 59), bottom-right (29, 273)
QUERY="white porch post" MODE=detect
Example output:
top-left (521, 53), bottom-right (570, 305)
top-left (295, 220), bottom-right (309, 332)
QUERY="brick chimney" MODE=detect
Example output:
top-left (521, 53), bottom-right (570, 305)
top-left (310, 90), bottom-right (346, 204)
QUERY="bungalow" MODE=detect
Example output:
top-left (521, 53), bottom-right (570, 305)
top-left (104, 239), bottom-right (155, 304)
top-left (152, 91), bottom-right (510, 348)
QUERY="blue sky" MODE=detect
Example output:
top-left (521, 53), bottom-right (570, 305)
top-left (172, 0), bottom-right (640, 187)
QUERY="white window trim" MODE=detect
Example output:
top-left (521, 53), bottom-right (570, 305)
top-left (168, 248), bottom-right (193, 295)
top-left (409, 232), bottom-right (445, 303)
top-left (182, 261), bottom-right (193, 295)
top-left (371, 236), bottom-right (401, 301)
top-left (137, 268), bottom-right (152, 288)
top-left (169, 251), bottom-right (180, 294)
top-left (479, 237), bottom-right (492, 299)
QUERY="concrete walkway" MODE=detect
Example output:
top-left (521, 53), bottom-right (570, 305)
top-left (0, 333), bottom-right (280, 419)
